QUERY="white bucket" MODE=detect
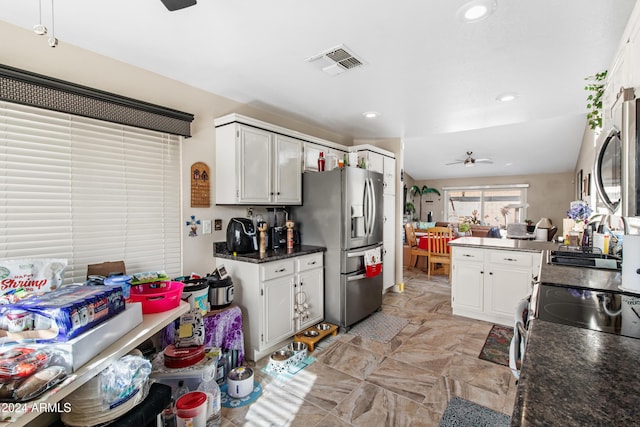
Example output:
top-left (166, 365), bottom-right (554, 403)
top-left (176, 391), bottom-right (208, 427)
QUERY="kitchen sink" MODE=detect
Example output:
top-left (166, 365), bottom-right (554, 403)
top-left (548, 249), bottom-right (622, 270)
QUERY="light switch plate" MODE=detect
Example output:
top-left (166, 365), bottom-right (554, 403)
top-left (203, 220), bottom-right (212, 234)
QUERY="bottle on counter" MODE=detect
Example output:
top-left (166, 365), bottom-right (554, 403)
top-left (161, 399), bottom-right (177, 427)
top-left (198, 367), bottom-right (221, 426)
top-left (174, 380), bottom-right (189, 402)
top-left (318, 152), bottom-right (325, 171)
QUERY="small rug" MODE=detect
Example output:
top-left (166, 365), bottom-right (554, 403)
top-left (220, 380), bottom-right (262, 408)
top-left (478, 324), bottom-right (513, 367)
top-left (347, 312), bottom-right (409, 343)
top-left (439, 397), bottom-right (510, 427)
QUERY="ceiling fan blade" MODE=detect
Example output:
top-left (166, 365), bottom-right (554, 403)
top-left (475, 158), bottom-right (493, 164)
top-left (445, 160), bottom-right (464, 165)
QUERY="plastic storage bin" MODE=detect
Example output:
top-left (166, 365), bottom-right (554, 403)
top-left (129, 281), bottom-right (184, 314)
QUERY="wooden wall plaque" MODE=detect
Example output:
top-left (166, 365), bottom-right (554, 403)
top-left (191, 162), bottom-right (210, 207)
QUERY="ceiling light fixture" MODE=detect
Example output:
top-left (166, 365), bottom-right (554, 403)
top-left (496, 92), bottom-right (518, 102)
top-left (457, 0), bottom-right (497, 23)
top-left (362, 112), bottom-right (379, 119)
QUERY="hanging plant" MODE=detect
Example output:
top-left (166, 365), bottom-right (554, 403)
top-left (584, 70), bottom-right (607, 130)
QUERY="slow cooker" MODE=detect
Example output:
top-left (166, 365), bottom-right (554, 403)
top-left (207, 276), bottom-right (233, 309)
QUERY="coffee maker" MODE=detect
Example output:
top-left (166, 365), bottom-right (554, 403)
top-left (268, 208), bottom-right (287, 249)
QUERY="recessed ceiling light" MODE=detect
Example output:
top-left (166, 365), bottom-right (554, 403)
top-left (496, 93), bottom-right (518, 102)
top-left (362, 111), bottom-right (379, 119)
top-left (457, 0), bottom-right (497, 23)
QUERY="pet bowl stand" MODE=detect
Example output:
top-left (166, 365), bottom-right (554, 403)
top-left (294, 322), bottom-right (338, 352)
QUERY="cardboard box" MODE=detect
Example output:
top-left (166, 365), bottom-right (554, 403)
top-left (0, 303), bottom-right (143, 372)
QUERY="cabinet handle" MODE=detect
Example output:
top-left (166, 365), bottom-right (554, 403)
top-left (504, 257), bottom-right (518, 262)
top-left (277, 192), bottom-right (281, 195)
top-left (480, 271), bottom-right (484, 274)
top-left (308, 261), bottom-right (317, 265)
top-left (463, 254), bottom-right (475, 258)
top-left (489, 272), bottom-right (493, 275)
top-left (275, 268), bottom-right (287, 273)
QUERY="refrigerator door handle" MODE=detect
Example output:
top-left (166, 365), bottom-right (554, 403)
top-left (368, 177), bottom-right (376, 237)
top-left (347, 273), bottom-right (367, 282)
top-left (363, 178), bottom-right (370, 236)
top-left (347, 250), bottom-right (366, 258)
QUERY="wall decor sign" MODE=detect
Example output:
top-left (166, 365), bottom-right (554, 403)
top-left (190, 162), bottom-right (210, 207)
top-left (186, 215), bottom-right (201, 237)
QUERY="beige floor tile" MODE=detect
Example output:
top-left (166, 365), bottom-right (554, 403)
top-left (332, 382), bottom-right (440, 427)
top-left (221, 266), bottom-right (517, 425)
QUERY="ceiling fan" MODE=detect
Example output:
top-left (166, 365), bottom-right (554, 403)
top-left (446, 151), bottom-right (494, 167)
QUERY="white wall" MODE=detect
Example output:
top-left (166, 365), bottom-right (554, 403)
top-left (0, 21), bottom-right (351, 275)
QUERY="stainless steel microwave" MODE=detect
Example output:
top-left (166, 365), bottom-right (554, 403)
top-left (594, 88), bottom-right (639, 217)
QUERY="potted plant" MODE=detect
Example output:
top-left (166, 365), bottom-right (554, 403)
top-left (585, 70), bottom-right (607, 130)
top-left (458, 223), bottom-right (470, 236)
top-left (405, 202), bottom-right (416, 218)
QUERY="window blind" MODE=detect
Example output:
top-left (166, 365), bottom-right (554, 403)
top-left (0, 101), bottom-right (182, 284)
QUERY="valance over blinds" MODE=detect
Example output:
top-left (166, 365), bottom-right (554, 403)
top-left (0, 101), bottom-right (182, 284)
top-left (0, 64), bottom-right (194, 137)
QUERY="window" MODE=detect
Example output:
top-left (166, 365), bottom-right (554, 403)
top-left (443, 185), bottom-right (528, 227)
top-left (0, 102), bottom-right (182, 284)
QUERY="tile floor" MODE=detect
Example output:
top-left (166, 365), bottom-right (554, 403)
top-left (221, 266), bottom-right (517, 426)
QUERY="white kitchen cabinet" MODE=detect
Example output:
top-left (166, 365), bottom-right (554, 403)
top-left (303, 141), bottom-right (346, 172)
top-left (383, 194), bottom-right (396, 290)
top-left (356, 150), bottom-right (384, 173)
top-left (214, 252), bottom-right (324, 361)
top-left (215, 122), bottom-right (302, 205)
top-left (383, 155), bottom-right (395, 195)
top-left (263, 273), bottom-right (296, 345)
top-left (451, 247), bottom-right (540, 326)
top-left (296, 252), bottom-right (324, 330)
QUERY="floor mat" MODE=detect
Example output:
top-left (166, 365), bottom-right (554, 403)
top-left (439, 396), bottom-right (510, 427)
top-left (347, 311), bottom-right (409, 343)
top-left (478, 324), bottom-right (513, 367)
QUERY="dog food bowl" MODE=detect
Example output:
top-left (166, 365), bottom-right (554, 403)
top-left (303, 330), bottom-right (320, 337)
top-left (266, 350), bottom-right (294, 374)
top-left (316, 323), bottom-right (331, 331)
top-left (287, 342), bottom-right (308, 365)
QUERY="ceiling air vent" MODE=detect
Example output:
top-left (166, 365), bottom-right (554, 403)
top-left (306, 44), bottom-right (365, 76)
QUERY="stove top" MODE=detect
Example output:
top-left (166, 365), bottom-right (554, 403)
top-left (536, 284), bottom-right (640, 339)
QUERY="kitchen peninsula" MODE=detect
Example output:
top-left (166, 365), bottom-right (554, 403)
top-left (449, 237), bottom-right (640, 426)
top-left (213, 242), bottom-right (326, 361)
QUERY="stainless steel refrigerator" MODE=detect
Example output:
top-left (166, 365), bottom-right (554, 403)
top-left (292, 167), bottom-right (384, 331)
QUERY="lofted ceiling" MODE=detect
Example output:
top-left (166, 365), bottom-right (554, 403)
top-left (1, 0), bottom-right (637, 180)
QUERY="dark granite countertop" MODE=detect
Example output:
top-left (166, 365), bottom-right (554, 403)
top-left (539, 260), bottom-right (623, 293)
top-left (511, 319), bottom-right (640, 426)
top-left (213, 242), bottom-right (325, 263)
top-left (448, 236), bottom-right (558, 253)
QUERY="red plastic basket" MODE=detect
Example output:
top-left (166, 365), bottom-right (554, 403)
top-left (129, 281), bottom-right (184, 314)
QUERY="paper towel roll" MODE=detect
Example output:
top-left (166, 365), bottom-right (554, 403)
top-left (622, 235), bottom-right (640, 292)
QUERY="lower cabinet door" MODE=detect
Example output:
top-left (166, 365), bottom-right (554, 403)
top-left (452, 262), bottom-right (484, 312)
top-left (485, 266), bottom-right (531, 319)
top-left (297, 267), bottom-right (324, 331)
top-left (262, 276), bottom-right (295, 347)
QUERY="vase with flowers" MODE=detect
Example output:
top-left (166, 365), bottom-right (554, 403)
top-left (567, 201), bottom-right (592, 232)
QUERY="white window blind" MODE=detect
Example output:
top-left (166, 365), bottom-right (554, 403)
top-left (0, 101), bottom-right (182, 284)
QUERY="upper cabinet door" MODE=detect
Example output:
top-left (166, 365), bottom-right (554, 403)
top-left (238, 125), bottom-right (272, 204)
top-left (274, 135), bottom-right (302, 204)
top-left (383, 156), bottom-right (395, 196)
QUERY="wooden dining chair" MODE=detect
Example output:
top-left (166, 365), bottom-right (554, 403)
top-left (404, 222), bottom-right (429, 268)
top-left (426, 226), bottom-right (454, 281)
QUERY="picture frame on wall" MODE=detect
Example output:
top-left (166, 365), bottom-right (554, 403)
top-left (584, 173), bottom-right (591, 196)
top-left (576, 169), bottom-right (583, 200)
